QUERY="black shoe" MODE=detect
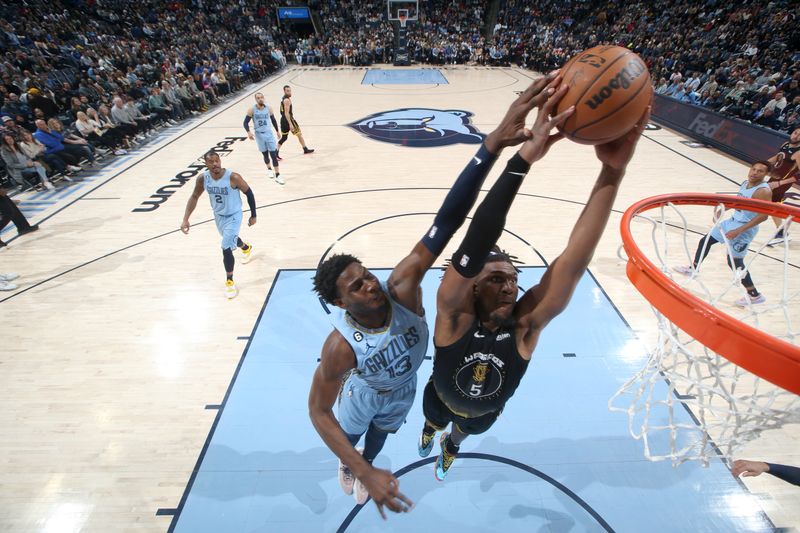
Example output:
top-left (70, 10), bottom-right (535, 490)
top-left (304, 147), bottom-right (315, 154)
top-left (18, 224), bottom-right (39, 235)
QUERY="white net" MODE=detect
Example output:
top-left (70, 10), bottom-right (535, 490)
top-left (609, 197), bottom-right (800, 466)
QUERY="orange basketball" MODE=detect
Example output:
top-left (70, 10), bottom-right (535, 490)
top-left (555, 45), bottom-right (652, 145)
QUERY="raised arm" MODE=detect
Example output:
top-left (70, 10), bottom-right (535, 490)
top-left (308, 332), bottom-right (411, 517)
top-left (515, 107), bottom-right (650, 354)
top-left (434, 83), bottom-right (574, 344)
top-left (388, 73), bottom-right (565, 314)
top-left (180, 175), bottom-right (205, 233)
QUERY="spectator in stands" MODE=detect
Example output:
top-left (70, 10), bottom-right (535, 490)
top-left (33, 119), bottom-right (84, 170)
top-left (17, 129), bottom-right (73, 178)
top-left (47, 118), bottom-right (95, 164)
top-left (74, 111), bottom-right (127, 155)
top-left (0, 133), bottom-right (54, 190)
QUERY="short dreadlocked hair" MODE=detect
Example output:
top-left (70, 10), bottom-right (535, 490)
top-left (484, 245), bottom-right (521, 272)
top-left (313, 253), bottom-right (362, 304)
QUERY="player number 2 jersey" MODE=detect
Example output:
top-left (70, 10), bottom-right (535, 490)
top-left (330, 280), bottom-right (429, 390)
top-left (204, 169), bottom-right (242, 217)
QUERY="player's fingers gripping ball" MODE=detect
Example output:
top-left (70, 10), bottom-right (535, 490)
top-left (555, 45), bottom-right (652, 145)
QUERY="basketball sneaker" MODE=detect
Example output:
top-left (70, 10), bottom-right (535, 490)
top-left (418, 427), bottom-right (435, 457)
top-left (672, 265), bottom-right (695, 275)
top-left (353, 478), bottom-right (369, 505)
top-left (338, 447), bottom-right (362, 495)
top-left (434, 432), bottom-right (458, 481)
top-left (303, 147), bottom-right (315, 154)
top-left (734, 294), bottom-right (766, 307)
top-left (271, 173), bottom-right (285, 185)
top-left (767, 231), bottom-right (790, 246)
top-left (225, 279), bottom-right (238, 299)
top-left (241, 244), bottom-right (253, 264)
top-left (0, 273), bottom-right (19, 282)
top-left (0, 280), bottom-right (17, 291)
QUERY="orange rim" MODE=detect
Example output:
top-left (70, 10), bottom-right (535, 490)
top-left (620, 193), bottom-right (800, 395)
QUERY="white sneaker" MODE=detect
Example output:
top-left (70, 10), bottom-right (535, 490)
top-left (767, 234), bottom-right (790, 246)
top-left (113, 149), bottom-right (127, 155)
top-left (266, 169), bottom-right (275, 178)
top-left (673, 265), bottom-right (695, 275)
top-left (241, 244), bottom-right (253, 264)
top-left (353, 478), bottom-right (369, 505)
top-left (43, 180), bottom-right (55, 190)
top-left (0, 280), bottom-right (17, 291)
top-left (61, 175), bottom-right (74, 182)
top-left (273, 174), bottom-right (285, 185)
top-left (0, 273), bottom-right (19, 281)
top-left (338, 460), bottom-right (355, 495)
top-left (734, 294), bottom-right (766, 307)
top-left (67, 165), bottom-right (82, 172)
top-left (225, 279), bottom-right (238, 299)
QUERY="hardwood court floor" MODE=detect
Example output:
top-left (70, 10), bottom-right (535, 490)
top-left (1, 66), bottom-right (797, 532)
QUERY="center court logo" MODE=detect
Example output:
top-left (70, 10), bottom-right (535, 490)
top-left (347, 108), bottom-right (484, 147)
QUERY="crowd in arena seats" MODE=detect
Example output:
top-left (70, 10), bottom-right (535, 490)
top-left (1, 0), bottom-right (798, 192)
top-left (0, 0), bottom-right (289, 191)
top-left (492, 0), bottom-right (799, 134)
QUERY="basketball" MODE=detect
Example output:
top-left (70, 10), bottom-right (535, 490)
top-left (555, 45), bottom-right (652, 145)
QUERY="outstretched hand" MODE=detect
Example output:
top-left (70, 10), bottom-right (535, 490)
top-left (359, 467), bottom-right (414, 519)
top-left (731, 459), bottom-right (769, 479)
top-left (484, 71), bottom-right (564, 153)
top-left (517, 83), bottom-right (574, 164)
top-left (595, 105), bottom-right (651, 173)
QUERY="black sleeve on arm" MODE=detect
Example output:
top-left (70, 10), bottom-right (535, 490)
top-left (421, 143), bottom-right (498, 256)
top-left (271, 114), bottom-right (279, 132)
top-left (243, 114), bottom-right (252, 132)
top-left (451, 153), bottom-right (531, 277)
top-left (245, 188), bottom-right (257, 219)
top-left (766, 463), bottom-right (800, 486)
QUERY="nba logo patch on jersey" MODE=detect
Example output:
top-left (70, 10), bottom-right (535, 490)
top-left (348, 108), bottom-right (484, 147)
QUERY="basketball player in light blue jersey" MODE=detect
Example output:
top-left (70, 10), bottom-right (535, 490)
top-left (244, 93), bottom-right (284, 185)
top-left (181, 151), bottom-right (258, 299)
top-left (674, 160), bottom-right (772, 307)
top-left (308, 72), bottom-right (567, 517)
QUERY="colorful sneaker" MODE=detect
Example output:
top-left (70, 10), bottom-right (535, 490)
top-left (225, 279), bottom-right (238, 299)
top-left (353, 477), bottom-right (369, 505)
top-left (734, 294), bottom-right (766, 307)
top-left (673, 265), bottom-right (694, 275)
top-left (434, 432), bottom-right (458, 481)
top-left (418, 428), bottom-right (435, 457)
top-left (241, 244), bottom-right (253, 264)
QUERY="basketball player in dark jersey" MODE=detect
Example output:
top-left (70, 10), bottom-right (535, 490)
top-left (308, 73), bottom-right (573, 517)
top-left (277, 85), bottom-right (314, 158)
top-left (765, 127), bottom-right (800, 245)
top-left (419, 105), bottom-right (651, 481)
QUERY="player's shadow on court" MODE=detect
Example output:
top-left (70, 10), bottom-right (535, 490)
top-left (192, 444), bottom-right (338, 514)
top-left (469, 435), bottom-right (694, 492)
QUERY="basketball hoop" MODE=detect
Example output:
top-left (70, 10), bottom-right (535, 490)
top-left (398, 10), bottom-right (408, 28)
top-left (610, 193), bottom-right (800, 466)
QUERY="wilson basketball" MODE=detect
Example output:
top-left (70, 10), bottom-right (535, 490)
top-left (555, 45), bottom-right (652, 145)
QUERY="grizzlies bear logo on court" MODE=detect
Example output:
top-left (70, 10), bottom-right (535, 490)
top-left (348, 108), bottom-right (484, 147)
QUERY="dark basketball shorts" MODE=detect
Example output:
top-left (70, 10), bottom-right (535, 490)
top-left (422, 379), bottom-right (501, 435)
top-left (280, 117), bottom-right (301, 136)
